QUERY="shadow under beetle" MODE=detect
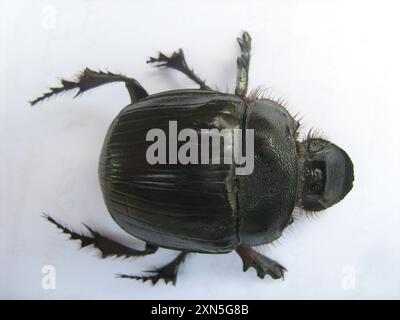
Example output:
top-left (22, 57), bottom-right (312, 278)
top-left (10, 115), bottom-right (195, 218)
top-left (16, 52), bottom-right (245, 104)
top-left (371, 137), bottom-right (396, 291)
top-left (31, 32), bottom-right (354, 285)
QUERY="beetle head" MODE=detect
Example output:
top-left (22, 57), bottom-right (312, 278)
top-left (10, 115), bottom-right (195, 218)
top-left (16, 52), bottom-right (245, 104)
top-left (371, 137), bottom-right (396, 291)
top-left (300, 138), bottom-right (354, 212)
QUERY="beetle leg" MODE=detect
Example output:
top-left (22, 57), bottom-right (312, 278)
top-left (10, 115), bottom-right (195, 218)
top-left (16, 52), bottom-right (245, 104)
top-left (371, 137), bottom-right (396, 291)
top-left (147, 49), bottom-right (211, 90)
top-left (235, 31), bottom-right (252, 97)
top-left (43, 214), bottom-right (158, 258)
top-left (235, 245), bottom-right (287, 280)
top-left (29, 68), bottom-right (148, 106)
top-left (117, 251), bottom-right (188, 286)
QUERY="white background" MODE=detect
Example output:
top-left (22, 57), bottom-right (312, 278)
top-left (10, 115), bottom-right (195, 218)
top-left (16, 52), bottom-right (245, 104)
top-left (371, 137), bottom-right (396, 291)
top-left (1, 0), bottom-right (399, 299)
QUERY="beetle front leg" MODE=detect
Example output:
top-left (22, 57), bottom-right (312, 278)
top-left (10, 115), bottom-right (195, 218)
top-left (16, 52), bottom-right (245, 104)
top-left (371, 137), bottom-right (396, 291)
top-left (236, 245), bottom-right (286, 280)
top-left (235, 31), bottom-right (252, 97)
top-left (147, 49), bottom-right (211, 90)
top-left (117, 252), bottom-right (188, 285)
top-left (43, 214), bottom-right (158, 258)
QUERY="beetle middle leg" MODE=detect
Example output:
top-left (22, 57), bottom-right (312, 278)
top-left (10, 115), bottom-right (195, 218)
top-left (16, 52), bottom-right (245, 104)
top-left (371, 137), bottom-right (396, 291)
top-left (147, 49), bottom-right (211, 90)
top-left (117, 251), bottom-right (188, 285)
top-left (235, 31), bottom-right (252, 97)
top-left (43, 214), bottom-right (158, 258)
top-left (235, 245), bottom-right (286, 280)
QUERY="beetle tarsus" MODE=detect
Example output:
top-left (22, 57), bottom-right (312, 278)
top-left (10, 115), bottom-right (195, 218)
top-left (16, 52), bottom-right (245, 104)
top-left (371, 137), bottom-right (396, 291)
top-left (236, 245), bottom-right (286, 280)
top-left (235, 31), bottom-right (252, 97)
top-left (29, 68), bottom-right (148, 105)
top-left (147, 49), bottom-right (211, 90)
top-left (42, 213), bottom-right (158, 258)
top-left (116, 251), bottom-right (187, 285)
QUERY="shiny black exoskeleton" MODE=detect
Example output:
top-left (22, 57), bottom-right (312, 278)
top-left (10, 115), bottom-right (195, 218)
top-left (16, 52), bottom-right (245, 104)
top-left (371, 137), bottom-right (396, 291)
top-left (31, 32), bottom-right (354, 285)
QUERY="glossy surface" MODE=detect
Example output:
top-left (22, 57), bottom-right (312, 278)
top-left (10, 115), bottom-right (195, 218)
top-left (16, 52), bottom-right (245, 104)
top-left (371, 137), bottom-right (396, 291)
top-left (99, 90), bottom-right (245, 253)
top-left (238, 99), bottom-right (299, 245)
top-left (99, 90), bottom-right (300, 252)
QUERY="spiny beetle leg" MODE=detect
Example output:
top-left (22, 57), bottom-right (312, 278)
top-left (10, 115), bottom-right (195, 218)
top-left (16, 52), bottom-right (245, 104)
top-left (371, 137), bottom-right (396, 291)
top-left (235, 31), bottom-right (252, 97)
top-left (42, 213), bottom-right (158, 258)
top-left (235, 245), bottom-right (286, 280)
top-left (29, 68), bottom-right (148, 105)
top-left (117, 251), bottom-right (188, 286)
top-left (147, 49), bottom-right (211, 90)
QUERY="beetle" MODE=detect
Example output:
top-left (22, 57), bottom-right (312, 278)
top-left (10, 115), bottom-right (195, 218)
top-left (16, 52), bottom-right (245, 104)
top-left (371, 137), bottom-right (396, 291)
top-left (31, 32), bottom-right (354, 285)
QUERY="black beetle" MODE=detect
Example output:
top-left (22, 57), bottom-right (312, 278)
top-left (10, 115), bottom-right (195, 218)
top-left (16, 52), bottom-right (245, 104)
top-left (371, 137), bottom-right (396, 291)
top-left (31, 32), bottom-right (354, 285)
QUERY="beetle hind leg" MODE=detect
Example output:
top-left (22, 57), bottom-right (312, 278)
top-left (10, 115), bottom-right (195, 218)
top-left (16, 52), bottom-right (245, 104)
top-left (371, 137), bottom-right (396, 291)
top-left (43, 214), bottom-right (158, 258)
top-left (147, 49), bottom-right (211, 90)
top-left (117, 251), bottom-right (188, 285)
top-left (236, 245), bottom-right (286, 280)
top-left (30, 68), bottom-right (148, 106)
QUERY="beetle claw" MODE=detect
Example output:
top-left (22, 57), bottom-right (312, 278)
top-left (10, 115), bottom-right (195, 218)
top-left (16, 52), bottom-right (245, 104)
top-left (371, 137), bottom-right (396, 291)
top-left (43, 213), bottom-right (158, 259)
top-left (236, 246), bottom-right (287, 280)
top-left (30, 68), bottom-right (148, 105)
top-left (116, 252), bottom-right (187, 286)
top-left (116, 271), bottom-right (176, 286)
top-left (147, 48), bottom-right (211, 90)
